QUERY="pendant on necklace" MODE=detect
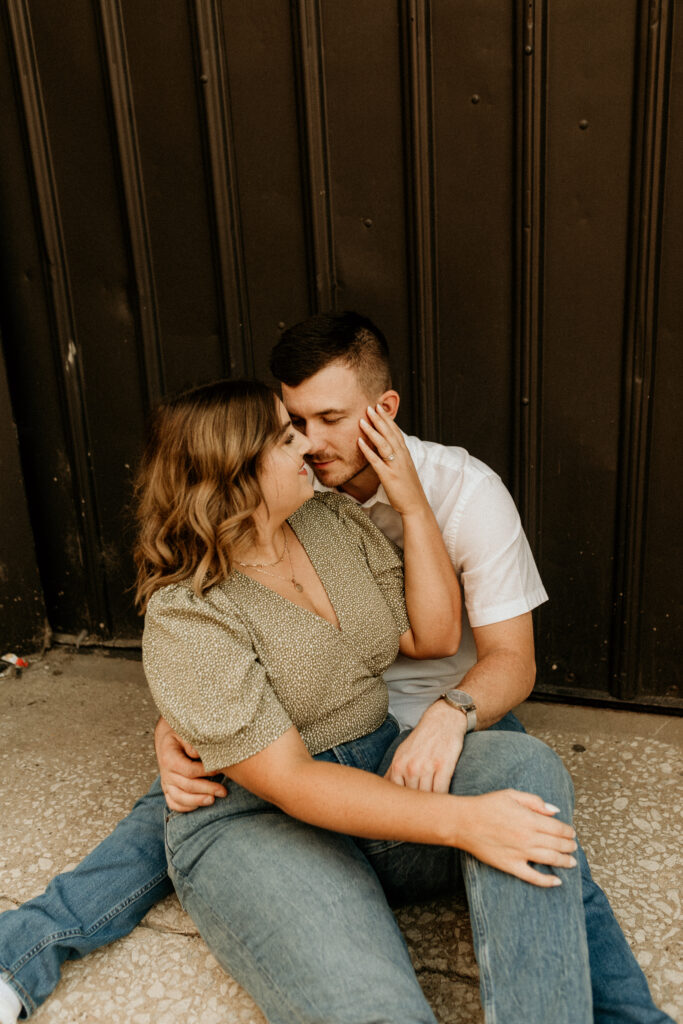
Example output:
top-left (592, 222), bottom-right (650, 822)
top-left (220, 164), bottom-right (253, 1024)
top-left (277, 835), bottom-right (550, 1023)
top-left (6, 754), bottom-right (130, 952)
top-left (293, 581), bottom-right (304, 592)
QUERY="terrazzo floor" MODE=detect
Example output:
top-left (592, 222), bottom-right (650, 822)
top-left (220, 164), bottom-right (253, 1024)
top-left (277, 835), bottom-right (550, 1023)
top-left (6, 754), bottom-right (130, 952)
top-left (0, 649), bottom-right (681, 1023)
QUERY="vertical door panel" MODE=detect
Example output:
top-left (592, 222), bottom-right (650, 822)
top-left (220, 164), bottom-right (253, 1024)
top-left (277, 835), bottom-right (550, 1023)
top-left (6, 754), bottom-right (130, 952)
top-left (122, 0), bottom-right (226, 393)
top-left (219, 0), bottom-right (311, 380)
top-left (0, 341), bottom-right (47, 650)
top-left (637, 11), bottom-right (683, 702)
top-left (2, 0), bottom-right (99, 632)
top-left (321, 1), bottom-right (414, 425)
top-left (536, 1), bottom-right (639, 693)
top-left (29, 0), bottom-right (151, 633)
top-left (433, 1), bottom-right (515, 477)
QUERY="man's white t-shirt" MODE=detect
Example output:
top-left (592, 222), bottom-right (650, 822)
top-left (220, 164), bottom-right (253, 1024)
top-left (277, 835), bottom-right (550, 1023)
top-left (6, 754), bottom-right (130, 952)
top-left (315, 433), bottom-right (548, 729)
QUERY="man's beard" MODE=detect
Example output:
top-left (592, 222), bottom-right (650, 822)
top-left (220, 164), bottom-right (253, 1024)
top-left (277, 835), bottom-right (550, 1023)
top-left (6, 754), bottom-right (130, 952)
top-left (307, 451), bottom-right (369, 489)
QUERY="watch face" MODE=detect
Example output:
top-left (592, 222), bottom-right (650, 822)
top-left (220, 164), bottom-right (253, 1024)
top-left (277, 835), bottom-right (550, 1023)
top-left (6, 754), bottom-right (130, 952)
top-left (442, 690), bottom-right (476, 732)
top-left (446, 689), bottom-right (474, 709)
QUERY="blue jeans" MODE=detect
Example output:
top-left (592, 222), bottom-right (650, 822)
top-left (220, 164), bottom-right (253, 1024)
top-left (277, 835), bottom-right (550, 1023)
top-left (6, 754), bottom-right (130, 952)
top-left (167, 717), bottom-right (591, 1023)
top-left (0, 714), bottom-right (672, 1022)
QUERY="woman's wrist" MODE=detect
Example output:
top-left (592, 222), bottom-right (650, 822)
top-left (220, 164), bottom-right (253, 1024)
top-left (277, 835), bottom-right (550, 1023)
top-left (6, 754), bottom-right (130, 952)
top-left (438, 793), bottom-right (470, 848)
top-left (399, 501), bottom-right (435, 523)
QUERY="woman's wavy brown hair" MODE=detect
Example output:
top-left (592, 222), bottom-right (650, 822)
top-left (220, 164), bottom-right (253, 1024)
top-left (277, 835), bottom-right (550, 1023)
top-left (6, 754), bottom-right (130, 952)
top-left (133, 379), bottom-right (283, 611)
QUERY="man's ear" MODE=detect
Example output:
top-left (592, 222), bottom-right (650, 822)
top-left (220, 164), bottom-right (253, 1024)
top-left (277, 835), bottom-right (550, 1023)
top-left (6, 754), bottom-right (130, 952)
top-left (375, 389), bottom-right (400, 420)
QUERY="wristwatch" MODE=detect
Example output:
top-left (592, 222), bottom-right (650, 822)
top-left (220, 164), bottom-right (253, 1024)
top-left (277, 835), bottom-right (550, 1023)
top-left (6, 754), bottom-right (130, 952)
top-left (439, 688), bottom-right (477, 733)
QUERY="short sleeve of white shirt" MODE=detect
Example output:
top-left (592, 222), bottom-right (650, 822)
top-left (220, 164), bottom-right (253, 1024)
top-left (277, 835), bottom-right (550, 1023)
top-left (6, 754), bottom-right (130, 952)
top-left (443, 473), bottom-right (548, 628)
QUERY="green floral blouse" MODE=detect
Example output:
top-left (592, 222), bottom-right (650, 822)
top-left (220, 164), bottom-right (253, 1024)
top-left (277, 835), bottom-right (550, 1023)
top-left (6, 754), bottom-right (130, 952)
top-left (143, 492), bottom-right (410, 771)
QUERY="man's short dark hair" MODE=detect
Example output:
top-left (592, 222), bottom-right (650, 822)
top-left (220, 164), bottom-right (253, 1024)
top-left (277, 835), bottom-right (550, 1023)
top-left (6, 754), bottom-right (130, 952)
top-left (270, 311), bottom-right (392, 398)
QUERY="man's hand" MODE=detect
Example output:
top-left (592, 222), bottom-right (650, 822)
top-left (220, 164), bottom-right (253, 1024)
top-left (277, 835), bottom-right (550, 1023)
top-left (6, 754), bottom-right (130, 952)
top-left (385, 699), bottom-right (467, 792)
top-left (155, 717), bottom-right (228, 812)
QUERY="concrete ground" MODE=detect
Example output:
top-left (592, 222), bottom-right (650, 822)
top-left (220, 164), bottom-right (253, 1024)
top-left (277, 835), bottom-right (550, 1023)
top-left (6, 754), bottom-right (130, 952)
top-left (0, 648), bottom-right (681, 1023)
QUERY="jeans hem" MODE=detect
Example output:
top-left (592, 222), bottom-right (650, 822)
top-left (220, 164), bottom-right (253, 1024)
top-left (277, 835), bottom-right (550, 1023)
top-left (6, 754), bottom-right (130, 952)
top-left (0, 967), bottom-right (32, 1017)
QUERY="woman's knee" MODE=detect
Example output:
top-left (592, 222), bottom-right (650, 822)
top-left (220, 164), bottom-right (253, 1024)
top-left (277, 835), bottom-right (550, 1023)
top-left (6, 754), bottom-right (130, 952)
top-left (170, 820), bottom-right (438, 1023)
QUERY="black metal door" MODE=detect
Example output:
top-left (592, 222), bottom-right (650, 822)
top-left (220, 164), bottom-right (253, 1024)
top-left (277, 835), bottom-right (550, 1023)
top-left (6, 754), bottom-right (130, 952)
top-left (0, 1), bottom-right (680, 708)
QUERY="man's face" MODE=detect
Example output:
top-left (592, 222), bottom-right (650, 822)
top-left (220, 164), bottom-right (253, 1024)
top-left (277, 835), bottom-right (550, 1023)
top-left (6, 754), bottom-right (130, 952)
top-left (281, 362), bottom-right (377, 491)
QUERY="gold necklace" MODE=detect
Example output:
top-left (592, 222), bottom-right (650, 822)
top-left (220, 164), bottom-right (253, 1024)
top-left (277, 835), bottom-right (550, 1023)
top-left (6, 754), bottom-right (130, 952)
top-left (238, 529), bottom-right (304, 593)
top-left (235, 527), bottom-right (287, 568)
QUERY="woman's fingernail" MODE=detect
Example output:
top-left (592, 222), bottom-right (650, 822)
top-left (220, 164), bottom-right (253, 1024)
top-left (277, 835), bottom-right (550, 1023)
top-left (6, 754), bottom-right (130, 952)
top-left (551, 877), bottom-right (562, 886)
top-left (568, 856), bottom-right (577, 867)
top-left (544, 802), bottom-right (561, 814)
top-left (360, 418), bottom-right (369, 428)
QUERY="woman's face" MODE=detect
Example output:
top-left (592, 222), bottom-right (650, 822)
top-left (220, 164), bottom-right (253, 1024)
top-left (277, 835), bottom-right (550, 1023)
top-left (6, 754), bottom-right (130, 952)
top-left (257, 399), bottom-right (314, 520)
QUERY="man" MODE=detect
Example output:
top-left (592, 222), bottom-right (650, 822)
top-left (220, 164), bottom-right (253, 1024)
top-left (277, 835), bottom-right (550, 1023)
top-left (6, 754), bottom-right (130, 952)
top-left (161, 312), bottom-right (542, 807)
top-left (0, 312), bottom-right (671, 1023)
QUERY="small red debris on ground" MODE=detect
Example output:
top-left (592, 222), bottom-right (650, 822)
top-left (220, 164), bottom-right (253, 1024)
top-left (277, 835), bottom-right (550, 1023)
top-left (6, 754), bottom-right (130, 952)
top-left (1, 653), bottom-right (29, 668)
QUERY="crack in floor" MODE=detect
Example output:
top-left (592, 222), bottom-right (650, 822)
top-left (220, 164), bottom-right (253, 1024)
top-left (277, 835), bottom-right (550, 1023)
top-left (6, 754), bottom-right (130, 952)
top-left (416, 964), bottom-right (479, 986)
top-left (139, 919), bottom-right (197, 936)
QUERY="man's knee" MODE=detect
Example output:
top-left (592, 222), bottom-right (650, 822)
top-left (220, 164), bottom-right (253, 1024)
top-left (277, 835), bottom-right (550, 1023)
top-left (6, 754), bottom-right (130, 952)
top-left (487, 710), bottom-right (527, 734)
top-left (452, 731), bottom-right (574, 818)
top-left (511, 733), bottom-right (574, 811)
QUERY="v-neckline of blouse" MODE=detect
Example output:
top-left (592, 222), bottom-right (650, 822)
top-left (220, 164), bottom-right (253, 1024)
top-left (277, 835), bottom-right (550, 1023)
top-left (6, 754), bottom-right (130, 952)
top-left (233, 511), bottom-right (343, 634)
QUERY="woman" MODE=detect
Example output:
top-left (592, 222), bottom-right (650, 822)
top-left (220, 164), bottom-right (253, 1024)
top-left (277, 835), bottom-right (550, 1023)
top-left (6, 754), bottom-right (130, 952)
top-left (136, 378), bottom-right (590, 1023)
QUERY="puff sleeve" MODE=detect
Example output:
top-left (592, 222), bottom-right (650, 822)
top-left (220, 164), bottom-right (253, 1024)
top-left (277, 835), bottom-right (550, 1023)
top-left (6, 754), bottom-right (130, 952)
top-left (142, 583), bottom-right (293, 771)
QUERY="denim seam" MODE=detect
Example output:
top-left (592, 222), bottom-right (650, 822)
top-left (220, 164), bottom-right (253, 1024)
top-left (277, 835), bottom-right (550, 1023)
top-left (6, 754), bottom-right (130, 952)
top-left (5, 867), bottom-right (170, 976)
top-left (171, 868), bottom-right (311, 1024)
top-left (463, 851), bottom-right (497, 1024)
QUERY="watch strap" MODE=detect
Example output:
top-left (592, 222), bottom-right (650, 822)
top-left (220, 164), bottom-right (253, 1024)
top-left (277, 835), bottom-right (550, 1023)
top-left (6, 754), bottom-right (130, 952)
top-left (440, 690), bottom-right (477, 733)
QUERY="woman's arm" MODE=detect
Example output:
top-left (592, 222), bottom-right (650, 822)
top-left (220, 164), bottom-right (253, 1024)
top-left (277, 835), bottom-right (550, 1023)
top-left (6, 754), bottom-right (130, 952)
top-left (358, 404), bottom-right (461, 658)
top-left (225, 726), bottom-right (578, 888)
